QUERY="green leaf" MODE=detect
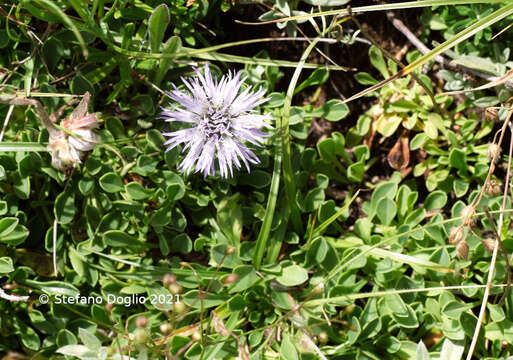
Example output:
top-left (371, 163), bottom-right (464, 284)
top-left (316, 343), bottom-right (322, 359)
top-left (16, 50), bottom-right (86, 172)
top-left (148, 4), bottom-right (170, 53)
top-left (305, 237), bottom-right (328, 266)
top-left (439, 339), bottom-right (464, 360)
top-left (376, 197), bottom-right (397, 226)
top-left (57, 345), bottom-right (96, 358)
top-left (99, 173), bottom-right (124, 193)
top-left (0, 257), bottom-right (14, 273)
top-left (453, 179), bottom-right (469, 197)
top-left (13, 174), bottom-right (30, 200)
top-left (280, 333), bottom-right (299, 360)
top-left (24, 279), bottom-right (80, 297)
top-left (354, 72), bottom-right (379, 85)
top-left (155, 36), bottom-right (182, 85)
top-left (0, 217), bottom-right (18, 238)
top-left (54, 191), bottom-right (75, 224)
top-left (277, 264), bottom-right (308, 286)
top-left (125, 182), bottom-right (151, 200)
top-left (410, 133), bottom-right (427, 150)
top-left (424, 191), bottom-right (447, 210)
top-left (103, 230), bottom-right (150, 249)
top-left (105, 117), bottom-right (125, 138)
top-left (239, 170), bottom-right (272, 188)
top-left (369, 46), bottom-right (389, 78)
top-left (485, 319), bottom-right (513, 342)
top-left (377, 114), bottom-right (402, 137)
top-left (14, 317), bottom-right (40, 351)
top-left (385, 294), bottom-right (419, 328)
top-left (415, 341), bottom-right (430, 360)
top-left (294, 68), bottom-right (328, 94)
top-left (216, 194), bottom-right (243, 245)
top-left (449, 148), bottom-right (467, 172)
top-left (183, 290), bottom-right (230, 309)
top-left (309, 99), bottom-right (350, 121)
top-left (228, 265), bottom-right (259, 293)
top-left (70, 73), bottom-right (94, 95)
top-left (0, 218), bottom-right (29, 246)
top-left (78, 328), bottom-right (101, 352)
top-left (299, 188), bottom-right (325, 213)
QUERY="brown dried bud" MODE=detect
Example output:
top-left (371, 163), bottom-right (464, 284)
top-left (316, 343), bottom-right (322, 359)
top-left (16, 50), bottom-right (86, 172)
top-left (449, 227), bottom-right (464, 244)
top-left (105, 302), bottom-right (114, 313)
top-left (485, 108), bottom-right (499, 122)
top-left (135, 315), bottom-right (147, 328)
top-left (461, 206), bottom-right (475, 227)
top-left (456, 240), bottom-right (469, 260)
top-left (483, 237), bottom-right (496, 252)
top-left (487, 143), bottom-right (501, 163)
top-left (225, 246), bottom-right (236, 255)
top-left (223, 274), bottom-right (239, 285)
top-left (162, 273), bottom-right (177, 287)
top-left (159, 322), bottom-right (172, 335)
top-left (486, 180), bottom-right (502, 197)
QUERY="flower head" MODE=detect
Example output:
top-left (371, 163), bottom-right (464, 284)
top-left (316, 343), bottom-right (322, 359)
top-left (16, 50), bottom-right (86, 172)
top-left (48, 92), bottom-right (100, 170)
top-left (161, 64), bottom-right (272, 178)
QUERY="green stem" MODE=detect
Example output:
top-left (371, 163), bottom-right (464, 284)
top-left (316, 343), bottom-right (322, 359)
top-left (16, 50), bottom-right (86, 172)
top-left (252, 133), bottom-right (282, 269)
top-left (282, 39), bottom-right (321, 234)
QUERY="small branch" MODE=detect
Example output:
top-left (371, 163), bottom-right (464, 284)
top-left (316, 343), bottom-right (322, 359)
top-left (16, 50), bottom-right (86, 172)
top-left (0, 288), bottom-right (29, 302)
top-left (0, 94), bottom-right (60, 138)
top-left (0, 104), bottom-right (14, 142)
top-left (386, 11), bottom-right (513, 86)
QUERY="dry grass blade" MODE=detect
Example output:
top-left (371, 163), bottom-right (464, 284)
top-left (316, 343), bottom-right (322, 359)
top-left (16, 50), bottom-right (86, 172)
top-left (442, 68), bottom-right (513, 95)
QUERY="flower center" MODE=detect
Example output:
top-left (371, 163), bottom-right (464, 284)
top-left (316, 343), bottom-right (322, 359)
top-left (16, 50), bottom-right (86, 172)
top-left (198, 104), bottom-right (232, 139)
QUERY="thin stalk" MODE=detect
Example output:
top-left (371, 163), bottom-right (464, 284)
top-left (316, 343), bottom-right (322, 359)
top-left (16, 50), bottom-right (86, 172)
top-left (281, 39), bottom-right (321, 234)
top-left (466, 116), bottom-right (513, 360)
top-left (252, 132), bottom-right (282, 269)
top-left (238, 0), bottom-right (505, 26)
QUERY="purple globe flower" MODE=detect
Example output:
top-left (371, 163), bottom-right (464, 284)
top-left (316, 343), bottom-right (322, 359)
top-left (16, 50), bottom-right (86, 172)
top-left (161, 64), bottom-right (273, 178)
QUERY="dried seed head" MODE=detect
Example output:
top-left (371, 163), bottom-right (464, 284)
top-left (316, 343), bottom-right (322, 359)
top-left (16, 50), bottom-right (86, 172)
top-left (47, 135), bottom-right (81, 170)
top-left (317, 331), bottom-right (329, 344)
top-left (191, 330), bottom-right (201, 342)
top-left (483, 237), bottom-right (496, 252)
top-left (135, 315), bottom-right (147, 328)
top-left (172, 302), bottom-right (186, 314)
top-left (312, 283), bottom-right (325, 295)
top-left (168, 283), bottom-right (182, 295)
top-left (162, 273), bottom-right (177, 287)
top-left (461, 205), bottom-right (475, 227)
top-left (449, 227), bottom-right (464, 244)
top-left (486, 180), bottom-right (502, 197)
top-left (106, 346), bottom-right (116, 356)
top-left (223, 274), bottom-right (238, 285)
top-left (456, 240), bottom-right (469, 260)
top-left (487, 143), bottom-right (501, 163)
top-left (159, 322), bottom-right (172, 335)
top-left (133, 328), bottom-right (147, 344)
top-left (47, 92), bottom-right (100, 171)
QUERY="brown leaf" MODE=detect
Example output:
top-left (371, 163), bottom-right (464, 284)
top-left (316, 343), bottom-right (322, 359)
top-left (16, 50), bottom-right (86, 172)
top-left (387, 134), bottom-right (410, 170)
